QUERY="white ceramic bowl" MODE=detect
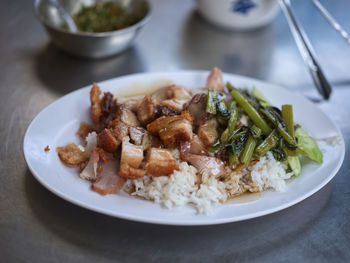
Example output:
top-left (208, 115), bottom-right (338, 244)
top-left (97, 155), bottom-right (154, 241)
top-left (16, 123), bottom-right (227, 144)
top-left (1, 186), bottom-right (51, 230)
top-left (196, 0), bottom-right (280, 30)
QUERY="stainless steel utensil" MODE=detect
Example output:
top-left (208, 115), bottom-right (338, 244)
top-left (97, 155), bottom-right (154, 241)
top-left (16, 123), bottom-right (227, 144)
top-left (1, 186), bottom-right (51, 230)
top-left (311, 0), bottom-right (350, 45)
top-left (279, 0), bottom-right (332, 100)
top-left (34, 0), bottom-right (151, 58)
top-left (47, 0), bottom-right (77, 32)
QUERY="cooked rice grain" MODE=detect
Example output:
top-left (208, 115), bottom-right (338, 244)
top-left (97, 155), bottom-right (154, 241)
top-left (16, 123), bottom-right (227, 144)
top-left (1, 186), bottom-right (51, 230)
top-left (125, 151), bottom-right (293, 214)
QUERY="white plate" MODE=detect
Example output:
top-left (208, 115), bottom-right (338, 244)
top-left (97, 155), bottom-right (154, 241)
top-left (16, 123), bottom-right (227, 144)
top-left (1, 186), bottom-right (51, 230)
top-left (23, 71), bottom-right (345, 225)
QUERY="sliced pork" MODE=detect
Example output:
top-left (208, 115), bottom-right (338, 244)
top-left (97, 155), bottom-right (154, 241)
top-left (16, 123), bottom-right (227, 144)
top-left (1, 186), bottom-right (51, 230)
top-left (167, 85), bottom-right (192, 100)
top-left (118, 137), bottom-right (146, 179)
top-left (129, 126), bottom-right (146, 146)
top-left (198, 118), bottom-right (219, 147)
top-left (147, 111), bottom-right (193, 147)
top-left (180, 135), bottom-right (208, 156)
top-left (160, 99), bottom-right (186, 112)
top-left (119, 96), bottom-right (142, 113)
top-left (137, 96), bottom-right (157, 125)
top-left (118, 106), bottom-right (140, 127)
top-left (90, 83), bottom-right (102, 126)
top-left (146, 148), bottom-right (177, 177)
top-left (184, 93), bottom-right (211, 127)
top-left (185, 154), bottom-right (226, 178)
top-left (206, 67), bottom-right (226, 93)
top-left (97, 128), bottom-right (120, 153)
top-left (91, 152), bottom-right (125, 195)
top-left (100, 92), bottom-right (117, 128)
top-left (80, 148), bottom-right (100, 181)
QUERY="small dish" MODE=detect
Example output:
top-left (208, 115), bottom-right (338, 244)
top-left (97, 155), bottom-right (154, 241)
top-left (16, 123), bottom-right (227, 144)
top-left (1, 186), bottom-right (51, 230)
top-left (196, 0), bottom-right (280, 31)
top-left (34, 0), bottom-right (151, 58)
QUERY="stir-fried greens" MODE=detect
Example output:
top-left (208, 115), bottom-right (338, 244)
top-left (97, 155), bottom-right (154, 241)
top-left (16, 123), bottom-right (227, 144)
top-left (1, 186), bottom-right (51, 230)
top-left (206, 83), bottom-right (323, 177)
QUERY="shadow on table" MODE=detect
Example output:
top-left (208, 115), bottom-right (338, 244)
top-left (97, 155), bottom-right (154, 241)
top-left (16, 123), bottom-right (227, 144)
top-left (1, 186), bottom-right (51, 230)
top-left (33, 44), bottom-right (147, 95)
top-left (25, 169), bottom-right (333, 262)
top-left (179, 11), bottom-right (275, 79)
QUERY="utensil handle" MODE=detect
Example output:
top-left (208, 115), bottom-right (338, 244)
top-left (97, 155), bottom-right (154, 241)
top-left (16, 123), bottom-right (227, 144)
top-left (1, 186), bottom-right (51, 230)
top-left (279, 0), bottom-right (332, 100)
top-left (312, 0), bottom-right (350, 45)
top-left (47, 0), bottom-right (77, 32)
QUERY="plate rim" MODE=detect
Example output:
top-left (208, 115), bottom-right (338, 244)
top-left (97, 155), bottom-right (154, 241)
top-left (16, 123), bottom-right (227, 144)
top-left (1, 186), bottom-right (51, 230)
top-left (23, 70), bottom-right (346, 225)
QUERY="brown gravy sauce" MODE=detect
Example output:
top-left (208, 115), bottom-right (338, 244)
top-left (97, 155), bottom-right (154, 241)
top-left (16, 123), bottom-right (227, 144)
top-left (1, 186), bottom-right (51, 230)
top-left (114, 79), bottom-right (174, 98)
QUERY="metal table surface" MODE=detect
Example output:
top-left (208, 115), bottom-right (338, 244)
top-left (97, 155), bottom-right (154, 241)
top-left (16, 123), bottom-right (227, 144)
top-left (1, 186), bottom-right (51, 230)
top-left (1, 0), bottom-right (349, 262)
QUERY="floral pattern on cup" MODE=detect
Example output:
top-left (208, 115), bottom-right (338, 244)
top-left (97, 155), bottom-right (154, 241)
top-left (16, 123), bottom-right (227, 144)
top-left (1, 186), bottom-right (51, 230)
top-left (232, 0), bottom-right (257, 15)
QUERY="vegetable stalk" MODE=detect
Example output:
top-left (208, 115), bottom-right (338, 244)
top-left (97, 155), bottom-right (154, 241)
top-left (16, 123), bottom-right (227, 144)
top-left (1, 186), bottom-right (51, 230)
top-left (240, 135), bottom-right (257, 166)
top-left (281, 104), bottom-right (294, 139)
top-left (229, 152), bottom-right (239, 166)
top-left (229, 85), bottom-right (271, 135)
top-left (206, 89), bottom-right (217, 114)
top-left (221, 108), bottom-right (238, 143)
top-left (255, 129), bottom-right (279, 156)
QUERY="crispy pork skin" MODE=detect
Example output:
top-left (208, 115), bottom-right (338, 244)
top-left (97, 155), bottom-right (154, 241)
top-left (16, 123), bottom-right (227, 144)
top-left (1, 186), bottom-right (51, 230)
top-left (137, 96), bottom-right (157, 125)
top-left (57, 143), bottom-right (89, 165)
top-left (97, 129), bottom-right (120, 153)
top-left (90, 83), bottom-right (102, 126)
top-left (118, 137), bottom-right (146, 179)
top-left (146, 148), bottom-right (177, 177)
top-left (76, 122), bottom-right (95, 140)
top-left (147, 111), bottom-right (193, 147)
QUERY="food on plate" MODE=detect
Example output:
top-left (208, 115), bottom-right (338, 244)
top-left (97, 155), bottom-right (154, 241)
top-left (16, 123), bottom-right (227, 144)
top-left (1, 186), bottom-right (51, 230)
top-left (57, 68), bottom-right (323, 213)
top-left (65, 1), bottom-right (146, 33)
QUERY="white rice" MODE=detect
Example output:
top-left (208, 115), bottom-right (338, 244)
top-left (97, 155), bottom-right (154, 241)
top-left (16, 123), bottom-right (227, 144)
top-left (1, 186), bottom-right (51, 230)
top-left (124, 151), bottom-right (293, 214)
top-left (124, 162), bottom-right (227, 214)
top-left (245, 152), bottom-right (293, 192)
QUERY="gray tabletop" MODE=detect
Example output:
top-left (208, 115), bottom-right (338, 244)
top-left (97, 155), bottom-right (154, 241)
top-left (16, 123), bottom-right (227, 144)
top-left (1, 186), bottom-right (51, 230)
top-left (1, 0), bottom-right (349, 262)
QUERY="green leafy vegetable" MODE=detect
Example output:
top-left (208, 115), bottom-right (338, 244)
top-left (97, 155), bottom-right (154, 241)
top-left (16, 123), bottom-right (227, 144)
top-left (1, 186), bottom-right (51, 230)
top-left (229, 84), bottom-right (271, 135)
top-left (250, 125), bottom-right (262, 138)
top-left (207, 83), bottom-right (322, 175)
top-left (229, 152), bottom-right (239, 166)
top-left (221, 107), bottom-right (238, 143)
top-left (287, 156), bottom-right (301, 177)
top-left (251, 87), bottom-right (272, 107)
top-left (295, 127), bottom-right (323, 164)
top-left (240, 135), bottom-right (257, 166)
top-left (260, 107), bottom-right (297, 147)
top-left (216, 93), bottom-right (230, 118)
top-left (230, 126), bottom-right (250, 154)
top-left (255, 130), bottom-right (279, 156)
top-left (281, 104), bottom-right (294, 139)
top-left (271, 146), bottom-right (287, 162)
top-left (206, 89), bottom-right (217, 114)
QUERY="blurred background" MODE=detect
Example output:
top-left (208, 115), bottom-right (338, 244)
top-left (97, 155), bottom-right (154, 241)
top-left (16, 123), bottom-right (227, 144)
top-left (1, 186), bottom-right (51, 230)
top-left (2, 0), bottom-right (350, 99)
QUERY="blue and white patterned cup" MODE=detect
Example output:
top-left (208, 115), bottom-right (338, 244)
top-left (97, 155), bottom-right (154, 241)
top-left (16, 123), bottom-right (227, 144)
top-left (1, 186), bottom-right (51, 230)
top-left (196, 0), bottom-right (280, 30)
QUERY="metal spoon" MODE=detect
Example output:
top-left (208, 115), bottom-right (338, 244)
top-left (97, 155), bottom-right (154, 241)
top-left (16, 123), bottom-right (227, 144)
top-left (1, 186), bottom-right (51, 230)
top-left (279, 0), bottom-right (332, 100)
top-left (47, 0), bottom-right (77, 32)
